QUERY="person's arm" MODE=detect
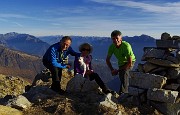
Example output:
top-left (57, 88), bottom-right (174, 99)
top-left (106, 55), bottom-right (114, 71)
top-left (88, 55), bottom-right (93, 71)
top-left (86, 61), bottom-right (93, 75)
top-left (69, 47), bottom-right (78, 56)
top-left (126, 56), bottom-right (133, 68)
top-left (85, 55), bottom-right (93, 75)
top-left (106, 55), bottom-right (118, 76)
top-left (51, 47), bottom-right (68, 69)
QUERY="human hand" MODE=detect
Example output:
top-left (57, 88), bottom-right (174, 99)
top-left (86, 70), bottom-right (93, 75)
top-left (66, 64), bottom-right (71, 69)
top-left (111, 69), bottom-right (118, 76)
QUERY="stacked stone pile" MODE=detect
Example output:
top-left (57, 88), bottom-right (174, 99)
top-left (128, 32), bottom-right (180, 114)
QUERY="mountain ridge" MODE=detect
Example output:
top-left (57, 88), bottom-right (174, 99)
top-left (0, 45), bottom-right (44, 82)
top-left (0, 32), bottom-right (50, 57)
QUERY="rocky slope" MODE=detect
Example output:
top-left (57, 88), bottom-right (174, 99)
top-left (0, 74), bottom-right (30, 98)
top-left (0, 70), bottom-right (162, 115)
top-left (0, 45), bottom-right (45, 82)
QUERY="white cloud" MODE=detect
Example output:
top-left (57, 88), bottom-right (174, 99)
top-left (45, 7), bottom-right (88, 15)
top-left (0, 0), bottom-right (179, 38)
top-left (51, 23), bottom-right (62, 26)
top-left (0, 18), bottom-right (8, 22)
top-left (13, 22), bottom-right (23, 27)
top-left (90, 0), bottom-right (180, 15)
top-left (0, 13), bottom-right (33, 19)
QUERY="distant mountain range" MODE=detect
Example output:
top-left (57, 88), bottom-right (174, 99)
top-left (0, 32), bottom-right (156, 82)
top-left (0, 32), bottom-right (50, 57)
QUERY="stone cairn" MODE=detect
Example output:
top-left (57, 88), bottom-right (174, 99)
top-left (128, 32), bottom-right (180, 114)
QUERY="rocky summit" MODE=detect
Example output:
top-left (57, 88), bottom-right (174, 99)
top-left (0, 69), bottom-right (162, 115)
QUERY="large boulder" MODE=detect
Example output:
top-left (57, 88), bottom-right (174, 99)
top-left (129, 71), bottom-right (167, 89)
top-left (147, 88), bottom-right (179, 103)
top-left (66, 74), bottom-right (99, 93)
top-left (23, 86), bottom-right (57, 103)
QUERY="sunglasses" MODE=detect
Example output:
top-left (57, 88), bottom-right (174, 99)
top-left (82, 48), bottom-right (90, 51)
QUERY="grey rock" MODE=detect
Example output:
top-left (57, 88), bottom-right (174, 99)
top-left (177, 78), bottom-right (180, 84)
top-left (129, 71), bottom-right (167, 89)
top-left (167, 68), bottom-right (180, 79)
top-left (128, 86), bottom-right (146, 96)
top-left (137, 63), bottom-right (144, 72)
top-left (143, 62), bottom-right (158, 73)
top-left (166, 56), bottom-right (180, 64)
top-left (147, 58), bottom-right (180, 67)
top-left (23, 86), bottom-right (57, 103)
top-left (150, 67), bottom-right (167, 74)
top-left (156, 40), bottom-right (180, 49)
top-left (7, 95), bottom-right (31, 110)
top-left (176, 50), bottom-right (180, 61)
top-left (150, 101), bottom-right (180, 115)
top-left (141, 48), bottom-right (165, 61)
top-left (66, 74), bottom-right (99, 93)
top-left (161, 32), bottom-right (171, 40)
top-left (164, 83), bottom-right (180, 91)
top-left (147, 88), bottom-right (179, 103)
top-left (172, 35), bottom-right (180, 40)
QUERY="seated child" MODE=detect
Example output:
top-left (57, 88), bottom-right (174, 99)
top-left (74, 43), bottom-right (114, 94)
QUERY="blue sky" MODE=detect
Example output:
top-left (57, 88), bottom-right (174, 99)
top-left (0, 0), bottom-right (180, 39)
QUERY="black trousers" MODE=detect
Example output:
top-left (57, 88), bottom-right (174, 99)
top-left (88, 72), bottom-right (106, 90)
top-left (43, 60), bottom-right (62, 90)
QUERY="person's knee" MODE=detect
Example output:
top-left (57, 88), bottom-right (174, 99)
top-left (89, 72), bottom-right (98, 80)
top-left (92, 73), bottom-right (99, 79)
top-left (92, 73), bottom-right (98, 76)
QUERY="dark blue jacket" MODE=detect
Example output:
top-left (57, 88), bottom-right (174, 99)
top-left (43, 42), bottom-right (77, 68)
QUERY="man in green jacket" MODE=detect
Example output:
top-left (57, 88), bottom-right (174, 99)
top-left (106, 30), bottom-right (136, 95)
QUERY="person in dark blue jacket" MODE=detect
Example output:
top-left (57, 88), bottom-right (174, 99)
top-left (43, 36), bottom-right (77, 94)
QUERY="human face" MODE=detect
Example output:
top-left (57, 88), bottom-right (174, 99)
top-left (111, 35), bottom-right (122, 47)
top-left (61, 39), bottom-right (71, 51)
top-left (81, 46), bottom-right (90, 56)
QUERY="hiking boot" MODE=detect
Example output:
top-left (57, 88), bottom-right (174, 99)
top-left (119, 93), bottom-right (130, 100)
top-left (110, 90), bottom-right (116, 95)
top-left (51, 87), bottom-right (66, 94)
top-left (119, 91), bottom-right (123, 95)
top-left (50, 81), bottom-right (66, 94)
top-left (111, 91), bottom-right (120, 98)
top-left (102, 88), bottom-right (112, 94)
